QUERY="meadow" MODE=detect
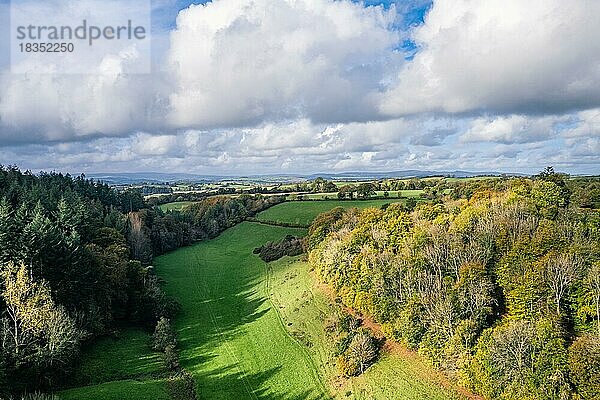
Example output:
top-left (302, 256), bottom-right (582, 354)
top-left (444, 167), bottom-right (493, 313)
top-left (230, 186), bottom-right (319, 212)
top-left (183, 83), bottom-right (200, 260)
top-left (270, 257), bottom-right (467, 400)
top-left (59, 329), bottom-right (170, 399)
top-left (255, 199), bottom-right (404, 226)
top-left (159, 201), bottom-right (197, 212)
top-left (154, 222), bottom-right (327, 399)
top-left (62, 199), bottom-right (465, 399)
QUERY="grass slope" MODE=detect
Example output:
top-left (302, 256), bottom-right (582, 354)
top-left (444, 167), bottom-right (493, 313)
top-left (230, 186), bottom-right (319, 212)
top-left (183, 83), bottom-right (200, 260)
top-left (60, 379), bottom-right (170, 400)
top-left (269, 257), bottom-right (465, 400)
top-left (59, 328), bottom-right (169, 399)
top-left (159, 201), bottom-right (196, 212)
top-left (256, 200), bottom-right (403, 226)
top-left (153, 222), bottom-right (328, 400)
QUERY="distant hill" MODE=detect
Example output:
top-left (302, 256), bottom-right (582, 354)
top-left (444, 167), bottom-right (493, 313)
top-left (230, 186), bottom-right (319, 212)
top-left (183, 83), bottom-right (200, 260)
top-left (86, 170), bottom-right (522, 185)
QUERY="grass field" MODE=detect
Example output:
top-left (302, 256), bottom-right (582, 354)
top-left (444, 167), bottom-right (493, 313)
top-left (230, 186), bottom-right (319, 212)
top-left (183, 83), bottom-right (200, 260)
top-left (62, 199), bottom-right (466, 400)
top-left (159, 201), bottom-right (197, 212)
top-left (270, 257), bottom-right (465, 400)
top-left (60, 379), bottom-right (171, 400)
top-left (59, 328), bottom-right (169, 399)
top-left (153, 222), bottom-right (328, 399)
top-left (255, 199), bottom-right (404, 226)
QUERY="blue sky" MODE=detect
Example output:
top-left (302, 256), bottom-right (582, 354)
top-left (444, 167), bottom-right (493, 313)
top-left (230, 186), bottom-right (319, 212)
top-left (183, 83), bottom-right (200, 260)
top-left (0, 0), bottom-right (599, 175)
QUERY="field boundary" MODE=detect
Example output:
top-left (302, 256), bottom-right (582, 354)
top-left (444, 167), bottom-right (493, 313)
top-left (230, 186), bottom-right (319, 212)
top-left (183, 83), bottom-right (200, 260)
top-left (246, 217), bottom-right (310, 229)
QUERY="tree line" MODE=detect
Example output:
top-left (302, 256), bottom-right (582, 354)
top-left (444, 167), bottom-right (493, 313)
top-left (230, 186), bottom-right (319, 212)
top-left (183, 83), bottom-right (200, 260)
top-left (307, 171), bottom-right (600, 400)
top-left (0, 166), bottom-right (283, 397)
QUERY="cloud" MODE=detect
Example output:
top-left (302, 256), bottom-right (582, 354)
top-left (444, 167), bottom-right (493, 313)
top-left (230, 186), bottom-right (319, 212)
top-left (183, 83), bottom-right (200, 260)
top-left (0, 69), bottom-right (167, 144)
top-left (460, 115), bottom-right (560, 144)
top-left (166, 0), bottom-right (399, 129)
top-left (563, 108), bottom-right (600, 138)
top-left (380, 0), bottom-right (600, 117)
top-left (410, 128), bottom-right (455, 146)
top-left (0, 0), bottom-right (599, 175)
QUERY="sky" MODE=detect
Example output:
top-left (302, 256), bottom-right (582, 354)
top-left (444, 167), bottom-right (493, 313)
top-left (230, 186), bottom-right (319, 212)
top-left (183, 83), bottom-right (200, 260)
top-left (0, 0), bottom-right (599, 175)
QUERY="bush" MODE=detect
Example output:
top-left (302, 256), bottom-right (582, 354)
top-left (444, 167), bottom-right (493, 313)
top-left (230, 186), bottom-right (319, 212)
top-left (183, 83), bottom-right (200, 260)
top-left (337, 355), bottom-right (359, 377)
top-left (153, 317), bottom-right (176, 352)
top-left (323, 313), bottom-right (340, 334)
top-left (348, 332), bottom-right (378, 374)
top-left (163, 344), bottom-right (180, 371)
top-left (253, 235), bottom-right (304, 262)
top-left (166, 370), bottom-right (197, 400)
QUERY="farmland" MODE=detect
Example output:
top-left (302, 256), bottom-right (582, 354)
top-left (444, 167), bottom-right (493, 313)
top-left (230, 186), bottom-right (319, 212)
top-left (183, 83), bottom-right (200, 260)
top-left (60, 198), bottom-right (468, 399)
top-left (255, 199), bottom-right (404, 226)
top-left (59, 329), bottom-right (169, 399)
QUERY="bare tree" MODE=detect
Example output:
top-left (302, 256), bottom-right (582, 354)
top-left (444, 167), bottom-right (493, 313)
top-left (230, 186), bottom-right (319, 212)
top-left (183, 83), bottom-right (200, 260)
top-left (586, 263), bottom-right (600, 336)
top-left (545, 253), bottom-right (579, 316)
top-left (348, 332), bottom-right (378, 374)
top-left (128, 212), bottom-right (151, 262)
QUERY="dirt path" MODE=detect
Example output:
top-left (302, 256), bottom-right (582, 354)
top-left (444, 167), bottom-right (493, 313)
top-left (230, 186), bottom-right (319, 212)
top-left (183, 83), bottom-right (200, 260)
top-left (312, 273), bottom-right (484, 400)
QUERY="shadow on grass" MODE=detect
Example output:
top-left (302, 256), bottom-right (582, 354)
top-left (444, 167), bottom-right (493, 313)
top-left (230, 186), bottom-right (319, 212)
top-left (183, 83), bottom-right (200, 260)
top-left (193, 365), bottom-right (328, 400)
top-left (156, 223), bottom-right (329, 400)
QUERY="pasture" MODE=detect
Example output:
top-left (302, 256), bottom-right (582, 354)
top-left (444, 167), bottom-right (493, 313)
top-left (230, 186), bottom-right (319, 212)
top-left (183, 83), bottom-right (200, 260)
top-left (62, 199), bottom-right (464, 400)
top-left (270, 257), bottom-right (466, 400)
top-left (255, 199), bottom-right (404, 226)
top-left (153, 222), bottom-right (327, 399)
top-left (59, 329), bottom-right (169, 399)
top-left (159, 201), bottom-right (197, 212)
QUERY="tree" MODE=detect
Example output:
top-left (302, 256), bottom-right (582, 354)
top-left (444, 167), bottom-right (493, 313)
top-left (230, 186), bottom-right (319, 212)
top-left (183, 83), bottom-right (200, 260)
top-left (545, 253), bottom-right (579, 316)
top-left (405, 197), bottom-right (417, 211)
top-left (0, 263), bottom-right (83, 368)
top-left (127, 212), bottom-right (152, 263)
top-left (356, 183), bottom-right (376, 199)
top-left (348, 332), bottom-right (378, 374)
top-left (153, 317), bottom-right (176, 352)
top-left (530, 180), bottom-right (567, 219)
top-left (569, 334), bottom-right (600, 400)
top-left (0, 198), bottom-right (17, 266)
top-left (585, 262), bottom-right (600, 335)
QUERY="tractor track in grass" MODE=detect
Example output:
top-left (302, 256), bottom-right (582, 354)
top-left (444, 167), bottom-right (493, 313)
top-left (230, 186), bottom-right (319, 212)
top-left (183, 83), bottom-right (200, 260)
top-left (263, 259), bottom-right (330, 399)
top-left (190, 252), bottom-right (259, 400)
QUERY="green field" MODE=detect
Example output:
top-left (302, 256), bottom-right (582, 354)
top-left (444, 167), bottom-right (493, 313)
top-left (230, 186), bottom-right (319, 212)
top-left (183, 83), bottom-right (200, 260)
top-left (59, 329), bottom-right (169, 399)
top-left (154, 222), bottom-right (327, 399)
top-left (159, 201), bottom-right (197, 212)
top-left (60, 379), bottom-right (171, 400)
top-left (255, 199), bottom-right (403, 226)
top-left (270, 257), bottom-right (465, 400)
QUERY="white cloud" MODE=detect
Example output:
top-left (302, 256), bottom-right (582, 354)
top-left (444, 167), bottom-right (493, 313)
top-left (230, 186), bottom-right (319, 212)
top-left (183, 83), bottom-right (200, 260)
top-left (166, 0), bottom-right (399, 129)
top-left (133, 133), bottom-right (180, 156)
top-left (0, 69), bottom-right (166, 144)
top-left (461, 115), bottom-right (560, 144)
top-left (563, 108), bottom-right (600, 138)
top-left (0, 0), bottom-right (599, 175)
top-left (380, 0), bottom-right (600, 116)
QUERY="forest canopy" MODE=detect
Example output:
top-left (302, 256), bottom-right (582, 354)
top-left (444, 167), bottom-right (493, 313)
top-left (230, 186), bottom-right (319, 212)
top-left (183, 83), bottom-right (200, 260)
top-left (308, 173), bottom-right (600, 400)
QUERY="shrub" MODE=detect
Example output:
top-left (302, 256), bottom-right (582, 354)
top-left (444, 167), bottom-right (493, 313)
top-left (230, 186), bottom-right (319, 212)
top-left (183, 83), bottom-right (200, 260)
top-left (153, 317), bottom-right (176, 352)
top-left (253, 235), bottom-right (304, 262)
top-left (166, 370), bottom-right (197, 400)
top-left (348, 332), bottom-right (378, 374)
top-left (163, 344), bottom-right (180, 371)
top-left (337, 355), bottom-right (359, 378)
